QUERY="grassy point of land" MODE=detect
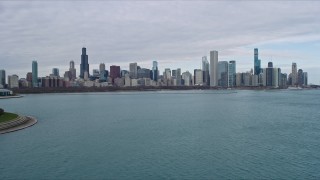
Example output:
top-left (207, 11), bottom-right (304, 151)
top-left (0, 113), bottom-right (19, 123)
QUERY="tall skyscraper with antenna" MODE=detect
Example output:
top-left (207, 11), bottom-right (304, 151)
top-left (80, 47), bottom-right (89, 79)
top-left (254, 48), bottom-right (261, 75)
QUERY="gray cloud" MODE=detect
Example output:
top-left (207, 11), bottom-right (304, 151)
top-left (0, 1), bottom-right (319, 83)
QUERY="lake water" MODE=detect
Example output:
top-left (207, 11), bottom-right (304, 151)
top-left (1, 90), bottom-right (320, 179)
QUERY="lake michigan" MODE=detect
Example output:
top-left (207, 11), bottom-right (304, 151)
top-left (1, 90), bottom-right (320, 179)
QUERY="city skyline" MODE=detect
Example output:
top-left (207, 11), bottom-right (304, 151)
top-left (0, 47), bottom-right (309, 89)
top-left (1, 1), bottom-right (319, 84)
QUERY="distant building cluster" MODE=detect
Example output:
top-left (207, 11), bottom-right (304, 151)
top-left (0, 47), bottom-right (308, 89)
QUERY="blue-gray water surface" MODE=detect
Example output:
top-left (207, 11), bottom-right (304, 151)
top-left (1, 90), bottom-right (320, 179)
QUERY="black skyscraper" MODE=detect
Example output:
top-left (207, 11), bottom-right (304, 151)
top-left (80, 47), bottom-right (89, 79)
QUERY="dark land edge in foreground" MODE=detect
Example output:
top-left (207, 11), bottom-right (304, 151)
top-left (0, 116), bottom-right (37, 134)
top-left (9, 85), bottom-right (319, 94)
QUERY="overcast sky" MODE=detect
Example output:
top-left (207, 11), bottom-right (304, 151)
top-left (1, 1), bottom-right (319, 84)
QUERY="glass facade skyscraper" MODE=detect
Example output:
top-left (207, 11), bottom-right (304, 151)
top-left (52, 68), bottom-right (60, 77)
top-left (80, 47), bottom-right (89, 79)
top-left (152, 61), bottom-right (158, 82)
top-left (228, 60), bottom-right (236, 87)
top-left (202, 56), bottom-right (210, 86)
top-left (254, 48), bottom-right (261, 75)
top-left (0, 70), bottom-right (5, 88)
top-left (218, 61), bottom-right (229, 87)
top-left (32, 61), bottom-right (38, 87)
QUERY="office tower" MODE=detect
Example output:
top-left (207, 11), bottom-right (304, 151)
top-left (110, 65), bottom-right (120, 79)
top-left (182, 71), bottom-right (192, 86)
top-left (202, 56), bottom-right (210, 86)
top-left (164, 68), bottom-right (171, 80)
top-left (129, 62), bottom-right (138, 79)
top-left (298, 69), bottom-right (304, 86)
top-left (124, 74), bottom-right (131, 86)
top-left (210, 50), bottom-right (218, 87)
top-left (69, 61), bottom-right (76, 80)
top-left (235, 73), bottom-right (242, 87)
top-left (137, 68), bottom-right (151, 79)
top-left (303, 72), bottom-right (308, 86)
top-left (121, 70), bottom-right (129, 77)
top-left (99, 63), bottom-right (107, 81)
top-left (254, 48), bottom-right (261, 75)
top-left (26, 72), bottom-right (32, 82)
top-left (194, 69), bottom-right (203, 85)
top-left (52, 68), bottom-right (60, 77)
top-left (99, 63), bottom-right (105, 74)
top-left (64, 71), bottom-right (71, 81)
top-left (80, 47), bottom-right (89, 79)
top-left (218, 61), bottom-right (229, 87)
top-left (84, 71), bottom-right (89, 81)
top-left (172, 70), bottom-right (177, 78)
top-left (272, 68), bottom-right (280, 88)
top-left (92, 69), bottom-right (100, 77)
top-left (8, 75), bottom-right (19, 88)
top-left (242, 72), bottom-right (251, 86)
top-left (279, 73), bottom-right (288, 88)
top-left (152, 61), bottom-right (158, 82)
top-left (176, 68), bottom-right (181, 86)
top-left (0, 70), bottom-right (5, 88)
top-left (265, 62), bottom-right (273, 87)
top-left (291, 62), bottom-right (297, 86)
top-left (228, 60), bottom-right (236, 87)
top-left (32, 60), bottom-right (38, 87)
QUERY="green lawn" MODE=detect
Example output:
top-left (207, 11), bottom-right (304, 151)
top-left (0, 112), bottom-right (19, 123)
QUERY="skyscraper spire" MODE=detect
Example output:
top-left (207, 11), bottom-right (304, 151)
top-left (254, 48), bottom-right (261, 75)
top-left (80, 47), bottom-right (89, 79)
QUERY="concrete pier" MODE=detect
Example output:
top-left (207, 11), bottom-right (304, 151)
top-left (0, 116), bottom-right (37, 134)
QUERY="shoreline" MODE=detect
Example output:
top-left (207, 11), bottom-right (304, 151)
top-left (0, 95), bottom-right (23, 99)
top-left (0, 116), bottom-right (37, 134)
top-left (8, 86), bottom-right (316, 94)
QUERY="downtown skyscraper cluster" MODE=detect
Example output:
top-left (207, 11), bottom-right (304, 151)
top-left (0, 47), bottom-right (308, 89)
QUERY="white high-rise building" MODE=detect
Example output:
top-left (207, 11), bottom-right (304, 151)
top-left (194, 69), bottom-right (203, 85)
top-left (291, 62), bottom-right (297, 86)
top-left (129, 62), bottom-right (138, 79)
top-left (182, 71), bottom-right (192, 86)
top-left (210, 50), bottom-right (218, 87)
top-left (8, 74), bottom-right (19, 88)
top-left (124, 74), bottom-right (131, 87)
top-left (273, 68), bottom-right (280, 88)
top-left (164, 68), bottom-right (171, 80)
top-left (176, 68), bottom-right (181, 86)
